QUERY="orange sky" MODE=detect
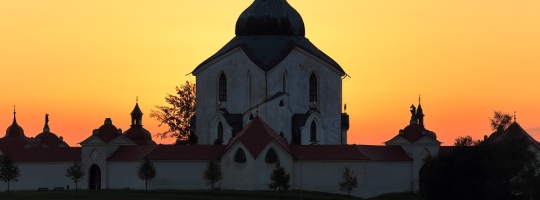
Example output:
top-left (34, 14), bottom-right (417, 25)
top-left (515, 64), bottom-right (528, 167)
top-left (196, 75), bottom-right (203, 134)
top-left (1, 0), bottom-right (539, 146)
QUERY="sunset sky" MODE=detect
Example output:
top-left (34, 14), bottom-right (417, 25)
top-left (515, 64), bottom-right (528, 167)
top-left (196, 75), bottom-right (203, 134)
top-left (1, 0), bottom-right (539, 146)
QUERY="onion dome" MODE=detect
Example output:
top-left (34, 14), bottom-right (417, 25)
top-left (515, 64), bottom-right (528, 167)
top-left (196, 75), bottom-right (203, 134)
top-left (124, 103), bottom-right (154, 145)
top-left (193, 0), bottom-right (344, 75)
top-left (93, 118), bottom-right (122, 143)
top-left (236, 0), bottom-right (305, 36)
top-left (124, 128), bottom-right (153, 145)
top-left (5, 109), bottom-right (25, 138)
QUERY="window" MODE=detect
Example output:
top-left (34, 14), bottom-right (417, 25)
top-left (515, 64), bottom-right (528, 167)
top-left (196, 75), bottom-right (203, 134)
top-left (283, 71), bottom-right (288, 93)
top-left (247, 71), bottom-right (251, 107)
top-left (309, 73), bottom-right (317, 103)
top-left (265, 148), bottom-right (278, 163)
top-left (235, 148), bottom-right (247, 163)
top-left (310, 121), bottom-right (317, 142)
top-left (219, 73), bottom-right (227, 101)
top-left (217, 122), bottom-right (223, 142)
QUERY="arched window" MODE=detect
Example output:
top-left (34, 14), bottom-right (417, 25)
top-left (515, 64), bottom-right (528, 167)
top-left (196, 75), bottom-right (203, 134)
top-left (265, 148), bottom-right (278, 163)
top-left (219, 73), bottom-right (227, 101)
top-left (309, 73), bottom-right (317, 103)
top-left (217, 122), bottom-right (223, 142)
top-left (235, 148), bottom-right (247, 163)
top-left (310, 121), bottom-right (317, 142)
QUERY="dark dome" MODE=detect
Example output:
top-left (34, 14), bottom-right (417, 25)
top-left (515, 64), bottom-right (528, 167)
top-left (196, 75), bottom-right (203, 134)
top-left (236, 0), bottom-right (305, 36)
top-left (5, 115), bottom-right (25, 138)
top-left (36, 131), bottom-right (63, 147)
top-left (400, 124), bottom-right (437, 143)
top-left (94, 118), bottom-right (122, 143)
top-left (124, 127), bottom-right (153, 145)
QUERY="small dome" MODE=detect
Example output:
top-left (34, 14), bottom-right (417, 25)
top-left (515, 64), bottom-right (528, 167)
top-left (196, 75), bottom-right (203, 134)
top-left (400, 124), bottom-right (437, 143)
top-left (95, 118), bottom-right (122, 143)
top-left (124, 127), bottom-right (153, 145)
top-left (236, 0), bottom-right (305, 36)
top-left (5, 112), bottom-right (25, 138)
top-left (36, 131), bottom-right (63, 147)
top-left (6, 123), bottom-right (24, 138)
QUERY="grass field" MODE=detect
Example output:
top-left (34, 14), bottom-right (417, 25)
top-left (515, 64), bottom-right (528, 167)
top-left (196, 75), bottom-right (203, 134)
top-left (0, 190), bottom-right (422, 200)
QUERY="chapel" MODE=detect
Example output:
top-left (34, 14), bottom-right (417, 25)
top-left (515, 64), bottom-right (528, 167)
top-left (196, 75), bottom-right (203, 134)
top-left (5, 0), bottom-right (539, 198)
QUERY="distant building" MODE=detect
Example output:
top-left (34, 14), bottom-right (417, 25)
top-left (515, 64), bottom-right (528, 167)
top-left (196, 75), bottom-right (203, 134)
top-left (4, 0), bottom-right (537, 198)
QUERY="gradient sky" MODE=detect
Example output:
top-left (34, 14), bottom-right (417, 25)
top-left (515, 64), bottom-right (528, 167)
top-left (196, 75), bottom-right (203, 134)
top-left (1, 0), bottom-right (539, 146)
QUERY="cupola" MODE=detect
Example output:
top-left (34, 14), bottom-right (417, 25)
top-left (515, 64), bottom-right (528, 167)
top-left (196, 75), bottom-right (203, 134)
top-left (5, 107), bottom-right (25, 138)
top-left (124, 102), bottom-right (153, 145)
top-left (236, 0), bottom-right (305, 36)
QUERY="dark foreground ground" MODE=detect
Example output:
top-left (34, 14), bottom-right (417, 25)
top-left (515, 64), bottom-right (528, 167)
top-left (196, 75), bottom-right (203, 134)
top-left (0, 189), bottom-right (421, 200)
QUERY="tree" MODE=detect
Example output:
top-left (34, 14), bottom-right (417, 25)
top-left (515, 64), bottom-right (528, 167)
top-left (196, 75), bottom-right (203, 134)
top-left (203, 160), bottom-right (222, 190)
top-left (137, 157), bottom-right (157, 191)
top-left (339, 167), bottom-right (358, 200)
top-left (454, 135), bottom-right (479, 146)
top-left (0, 156), bottom-right (20, 193)
top-left (150, 81), bottom-right (196, 143)
top-left (269, 161), bottom-right (290, 197)
top-left (65, 161), bottom-right (85, 192)
top-left (489, 110), bottom-right (512, 131)
top-left (420, 133), bottom-right (540, 200)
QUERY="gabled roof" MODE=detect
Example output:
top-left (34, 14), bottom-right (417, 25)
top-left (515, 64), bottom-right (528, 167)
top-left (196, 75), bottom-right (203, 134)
top-left (226, 116), bottom-right (290, 159)
top-left (193, 36), bottom-right (344, 74)
top-left (0, 147), bottom-right (81, 162)
top-left (490, 122), bottom-right (540, 150)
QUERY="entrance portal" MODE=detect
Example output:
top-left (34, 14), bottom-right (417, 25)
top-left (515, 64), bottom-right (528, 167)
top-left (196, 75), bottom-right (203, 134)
top-left (89, 164), bottom-right (101, 190)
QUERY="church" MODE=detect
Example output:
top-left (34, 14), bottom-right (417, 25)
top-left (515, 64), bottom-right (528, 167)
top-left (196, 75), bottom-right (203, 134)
top-left (1, 0), bottom-right (539, 198)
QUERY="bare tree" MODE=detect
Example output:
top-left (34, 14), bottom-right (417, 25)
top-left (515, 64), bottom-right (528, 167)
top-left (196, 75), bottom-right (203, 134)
top-left (150, 81), bottom-right (197, 143)
top-left (65, 161), bottom-right (85, 192)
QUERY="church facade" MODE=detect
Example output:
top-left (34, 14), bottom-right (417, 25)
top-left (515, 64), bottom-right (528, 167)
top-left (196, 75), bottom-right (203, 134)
top-left (3, 0), bottom-right (538, 198)
top-left (191, 0), bottom-right (348, 146)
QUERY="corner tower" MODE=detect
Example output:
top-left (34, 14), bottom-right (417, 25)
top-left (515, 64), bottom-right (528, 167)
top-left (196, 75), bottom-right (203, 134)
top-left (192, 0), bottom-right (348, 145)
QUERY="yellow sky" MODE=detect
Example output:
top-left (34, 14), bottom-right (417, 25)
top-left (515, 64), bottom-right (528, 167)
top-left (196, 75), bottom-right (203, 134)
top-left (1, 0), bottom-right (539, 146)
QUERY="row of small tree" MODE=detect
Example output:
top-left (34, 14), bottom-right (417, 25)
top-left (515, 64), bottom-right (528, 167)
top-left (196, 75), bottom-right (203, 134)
top-left (204, 160), bottom-right (358, 199)
top-left (2, 155), bottom-right (357, 197)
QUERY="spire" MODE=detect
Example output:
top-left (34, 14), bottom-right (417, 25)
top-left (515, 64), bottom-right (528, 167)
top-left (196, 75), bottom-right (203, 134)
top-left (6, 105), bottom-right (25, 138)
top-left (13, 105), bottom-right (17, 124)
top-left (514, 111), bottom-right (517, 123)
top-left (130, 101), bottom-right (143, 126)
top-left (416, 96), bottom-right (425, 126)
